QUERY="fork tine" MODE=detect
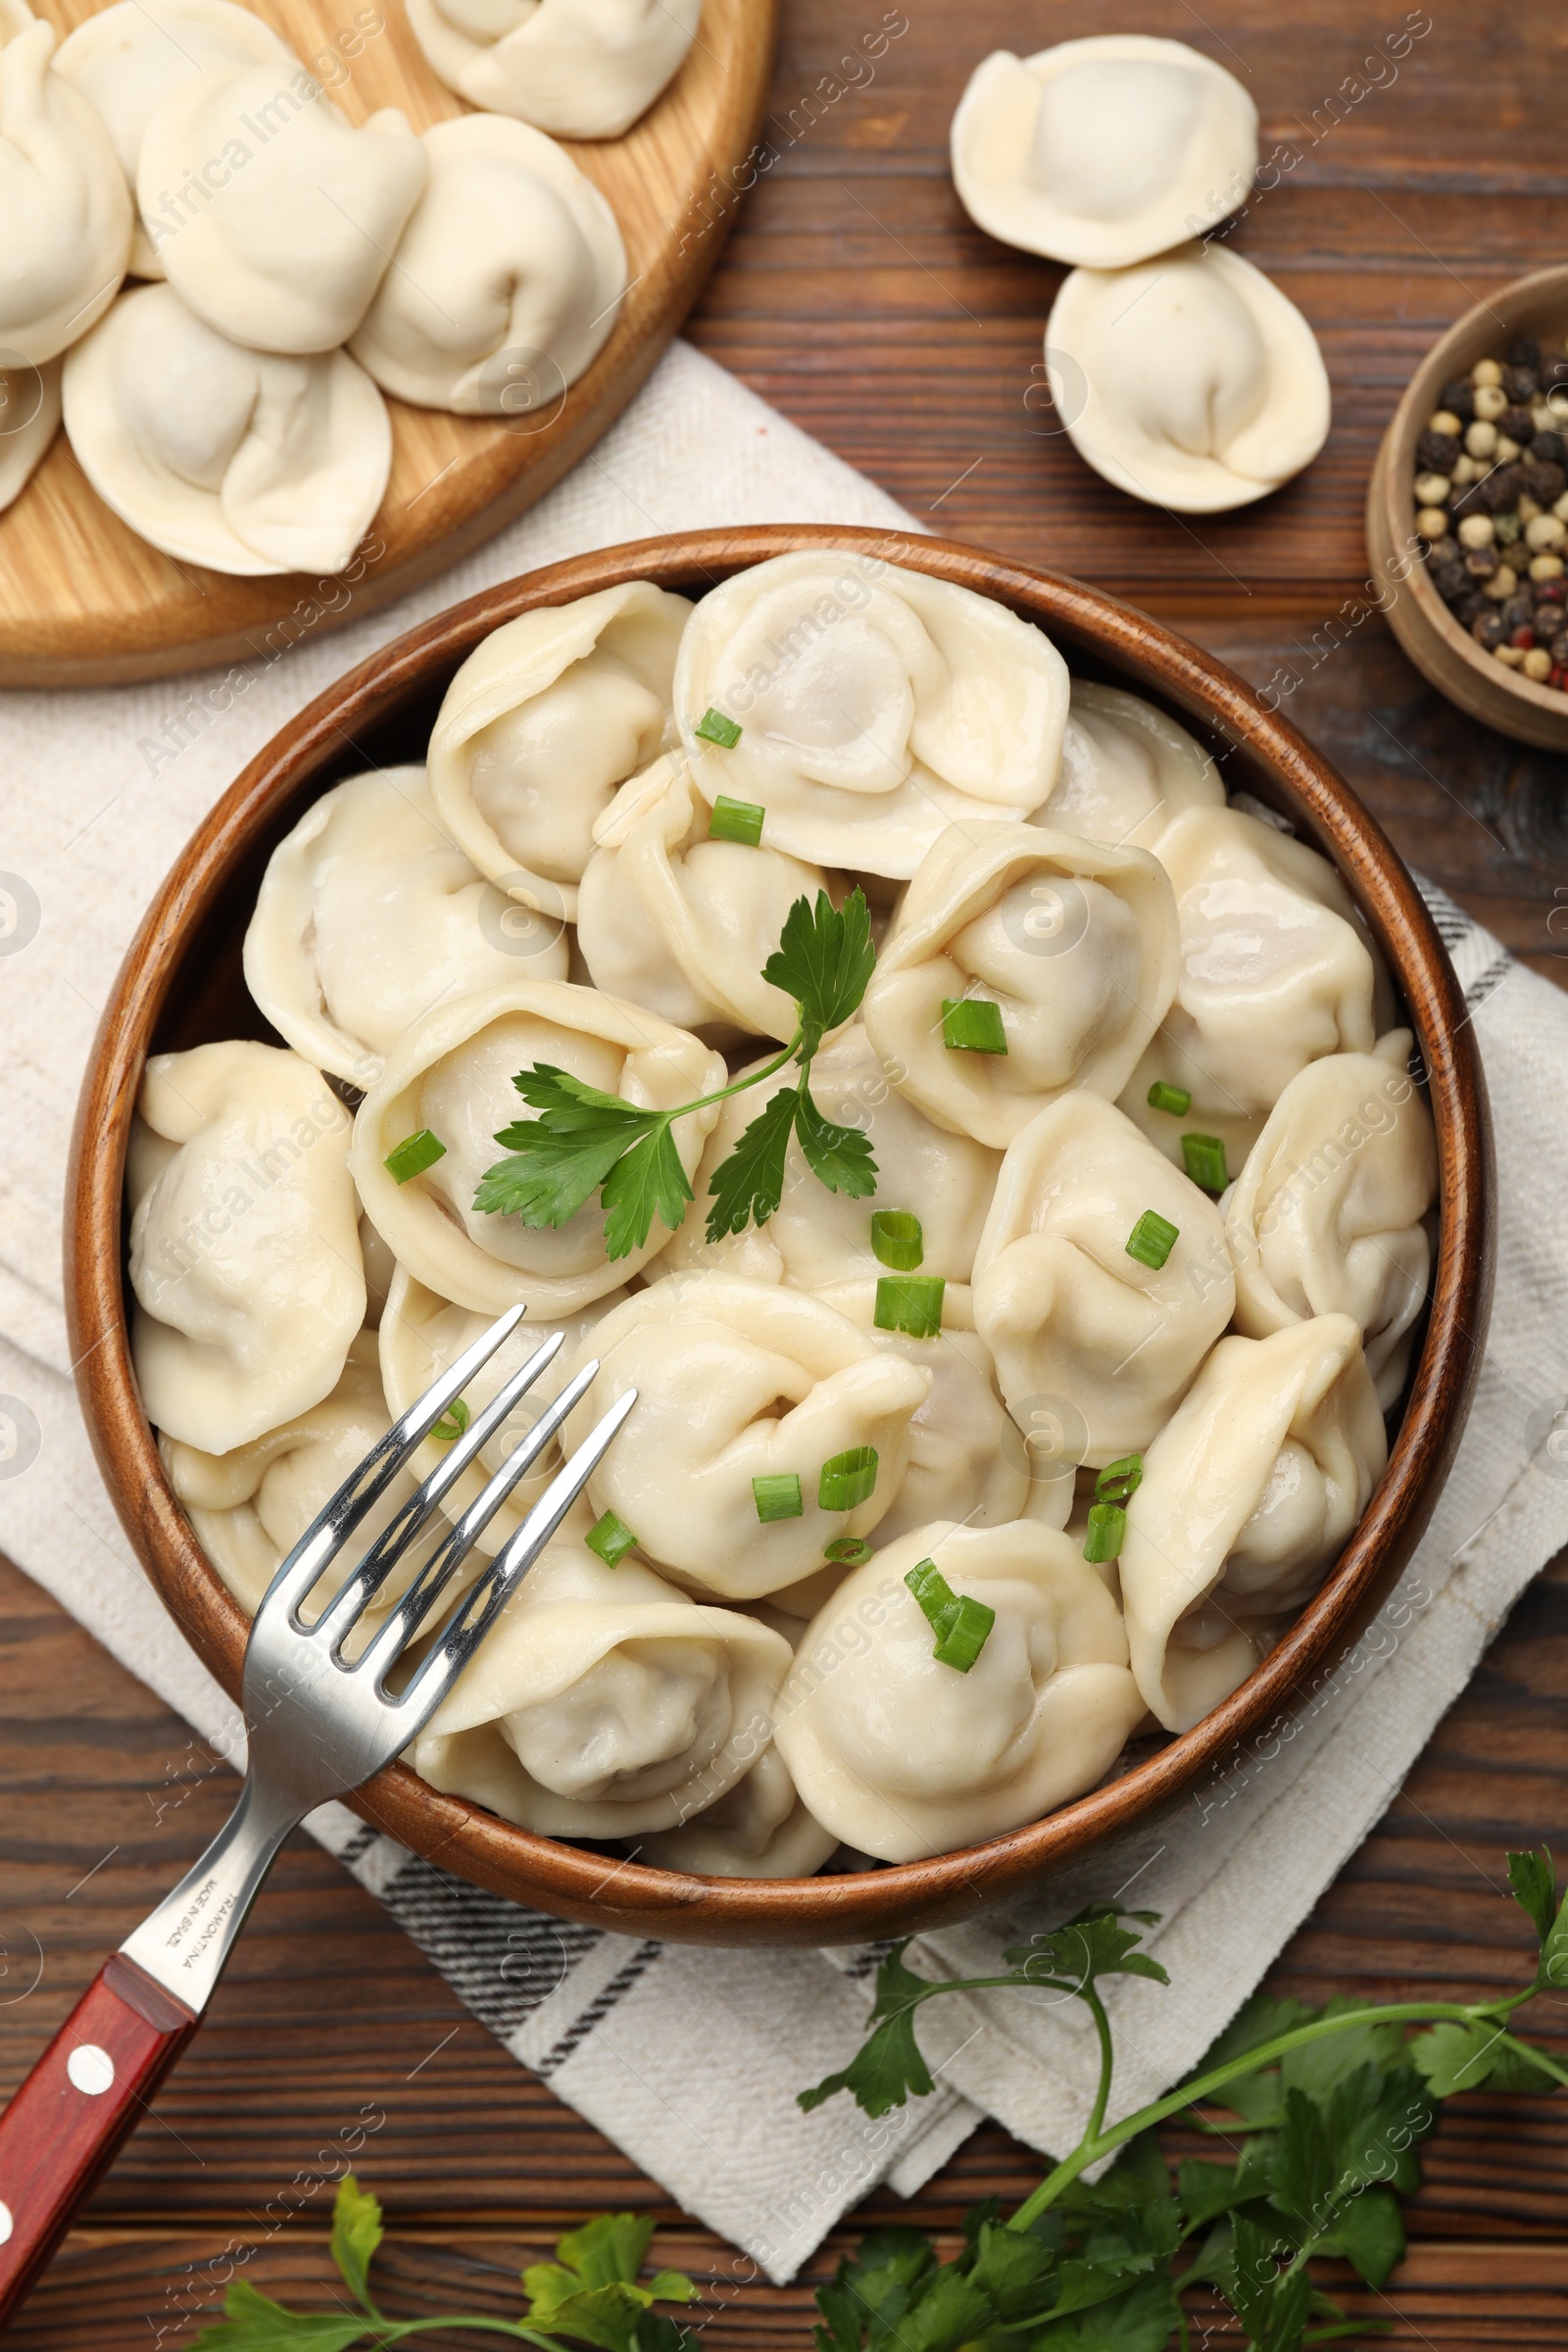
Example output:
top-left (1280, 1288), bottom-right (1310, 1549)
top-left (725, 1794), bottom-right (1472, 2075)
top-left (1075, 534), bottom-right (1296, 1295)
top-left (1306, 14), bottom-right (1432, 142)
top-left (393, 1386), bottom-right (639, 1732)
top-left (307, 1329), bottom-right (568, 1645)
top-left (334, 1349), bottom-right (602, 1671)
top-left (260, 1304), bottom-right (528, 1621)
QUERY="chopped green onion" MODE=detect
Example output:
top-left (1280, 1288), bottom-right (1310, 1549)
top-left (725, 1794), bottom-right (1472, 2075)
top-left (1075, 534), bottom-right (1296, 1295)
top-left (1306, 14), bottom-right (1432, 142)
top-left (905, 1558), bottom-right (996, 1672)
top-left (695, 706), bottom-right (743, 748)
top-left (1147, 1079), bottom-right (1192, 1117)
top-left (824, 1536), bottom-right (874, 1567)
top-left (384, 1128), bottom-right (446, 1183)
top-left (708, 795), bottom-right (764, 847)
top-left (1083, 1501), bottom-right (1127, 1564)
top-left (941, 997), bottom-right (1008, 1054)
top-left (1181, 1133), bottom-right (1229, 1193)
top-left (753, 1472), bottom-right (804, 1523)
top-left (585, 1508), bottom-right (639, 1568)
top-left (1125, 1208), bottom-right (1179, 1271)
top-left (871, 1209), bottom-right (924, 1270)
top-left (1095, 1455), bottom-right (1143, 1507)
top-left (874, 1274), bottom-right (945, 1339)
top-left (818, 1446), bottom-right (878, 1512)
top-left (431, 1396), bottom-right (470, 1443)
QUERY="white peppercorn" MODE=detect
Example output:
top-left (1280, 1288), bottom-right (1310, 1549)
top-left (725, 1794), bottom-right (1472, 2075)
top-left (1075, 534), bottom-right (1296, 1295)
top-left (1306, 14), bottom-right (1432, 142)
top-left (1474, 383), bottom-right (1509, 421)
top-left (1518, 494), bottom-right (1544, 523)
top-left (1496, 434), bottom-right (1523, 464)
top-left (1527, 513), bottom-right (1567, 551)
top-left (1414, 471), bottom-right (1450, 505)
top-left (1484, 564), bottom-right (1518, 600)
top-left (1465, 419), bottom-right (1498, 459)
top-left (1531, 554), bottom-right (1566, 580)
top-left (1428, 409), bottom-right (1462, 436)
top-left (1524, 647), bottom-right (1554, 680)
top-left (1451, 453), bottom-right (1483, 485)
top-left (1457, 512), bottom-right (1496, 547)
top-left (1416, 507), bottom-right (1448, 538)
top-left (1474, 358), bottom-right (1504, 386)
top-left (1554, 491), bottom-right (1568, 521)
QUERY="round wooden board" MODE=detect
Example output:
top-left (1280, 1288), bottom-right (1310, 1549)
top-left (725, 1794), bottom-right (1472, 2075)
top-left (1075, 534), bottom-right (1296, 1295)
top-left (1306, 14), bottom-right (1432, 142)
top-left (0, 0), bottom-right (774, 687)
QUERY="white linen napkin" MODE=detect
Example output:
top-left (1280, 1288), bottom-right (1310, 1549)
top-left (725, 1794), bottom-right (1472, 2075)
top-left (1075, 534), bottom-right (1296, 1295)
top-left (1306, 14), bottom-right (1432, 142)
top-left (3, 340), bottom-right (1566, 2284)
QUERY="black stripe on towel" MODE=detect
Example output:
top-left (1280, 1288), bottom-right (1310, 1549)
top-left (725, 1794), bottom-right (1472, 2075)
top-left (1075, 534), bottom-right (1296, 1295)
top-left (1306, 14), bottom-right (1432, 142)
top-left (535, 1939), bottom-right (663, 2080)
top-left (380, 1854), bottom-right (605, 2039)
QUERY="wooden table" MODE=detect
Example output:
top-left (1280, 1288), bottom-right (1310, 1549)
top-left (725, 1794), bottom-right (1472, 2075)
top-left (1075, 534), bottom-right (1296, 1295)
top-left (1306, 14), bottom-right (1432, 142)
top-left (5, 0), bottom-right (1568, 2341)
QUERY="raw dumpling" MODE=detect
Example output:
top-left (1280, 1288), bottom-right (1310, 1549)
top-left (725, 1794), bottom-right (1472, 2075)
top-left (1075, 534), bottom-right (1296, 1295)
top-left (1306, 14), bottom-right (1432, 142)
top-left (1120, 1315), bottom-right (1387, 1732)
top-left (1224, 1031), bottom-right (1437, 1408)
top-left (138, 66), bottom-right (426, 352)
top-left (411, 1536), bottom-right (794, 1838)
top-left (427, 583), bottom-right (691, 921)
top-left (672, 552), bottom-right (1070, 877)
top-left (63, 282), bottom-right (391, 576)
top-left (639, 1743), bottom-right (839, 1880)
top-left (404, 0), bottom-right (700, 139)
top-left (576, 754), bottom-right (831, 1042)
top-left (243, 764), bottom-right (567, 1090)
top-left (54, 0), bottom-right (295, 278)
top-left (1118, 805), bottom-right (1382, 1182)
top-left (813, 1280), bottom-right (1054, 1541)
top-left (773, 1520), bottom-right (1146, 1863)
top-left (951, 35), bottom-right (1257, 268)
top-left (377, 1264), bottom-right (628, 1554)
top-left (651, 1023), bottom-right (1003, 1290)
top-left (0, 351), bottom-right (59, 511)
top-left (161, 1332), bottom-right (461, 1624)
top-left (972, 1092), bottom-right (1234, 1467)
top-left (1047, 243), bottom-right (1331, 513)
top-left (350, 981), bottom-right (725, 1316)
top-left (1033, 680), bottom-right (1223, 852)
top-left (0, 16), bottom-right (132, 364)
top-left (127, 1041), bottom-right (366, 1453)
top-left (561, 1275), bottom-right (931, 1598)
top-left (350, 114), bottom-right (626, 414)
top-left (861, 821), bottom-right (1179, 1148)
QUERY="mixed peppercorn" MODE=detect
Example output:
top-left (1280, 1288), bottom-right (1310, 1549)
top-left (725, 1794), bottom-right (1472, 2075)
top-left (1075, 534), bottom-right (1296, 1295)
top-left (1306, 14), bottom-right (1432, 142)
top-left (1415, 333), bottom-right (1568, 691)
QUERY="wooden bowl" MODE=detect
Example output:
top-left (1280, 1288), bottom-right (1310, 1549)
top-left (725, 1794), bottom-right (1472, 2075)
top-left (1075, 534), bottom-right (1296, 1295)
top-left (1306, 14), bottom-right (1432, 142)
top-left (1368, 264), bottom-right (1568, 752)
top-left (66, 525), bottom-right (1494, 1949)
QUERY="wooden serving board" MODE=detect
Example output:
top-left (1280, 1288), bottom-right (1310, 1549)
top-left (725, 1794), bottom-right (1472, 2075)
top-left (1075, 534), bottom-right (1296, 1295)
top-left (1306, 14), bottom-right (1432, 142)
top-left (0, 0), bottom-right (774, 686)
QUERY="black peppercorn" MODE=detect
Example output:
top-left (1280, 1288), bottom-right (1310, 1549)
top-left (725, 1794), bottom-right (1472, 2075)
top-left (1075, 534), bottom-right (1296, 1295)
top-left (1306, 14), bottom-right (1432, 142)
top-left (1481, 462), bottom-right (1525, 512)
top-left (1501, 404), bottom-right (1538, 444)
top-left (1464, 545), bottom-right (1500, 578)
top-left (1472, 609), bottom-right (1507, 650)
top-left (1433, 560), bottom-right (1468, 602)
top-left (1449, 481), bottom-right (1486, 520)
top-left (1525, 460), bottom-right (1565, 505)
top-left (1531, 431), bottom-right (1566, 466)
top-left (1441, 377), bottom-right (1477, 420)
top-left (1503, 592), bottom-right (1537, 634)
top-left (1417, 427), bottom-right (1460, 472)
top-left (1539, 577), bottom-right (1568, 607)
top-left (1427, 535), bottom-right (1460, 567)
top-left (1507, 333), bottom-right (1542, 370)
top-left (1504, 365), bottom-right (1540, 405)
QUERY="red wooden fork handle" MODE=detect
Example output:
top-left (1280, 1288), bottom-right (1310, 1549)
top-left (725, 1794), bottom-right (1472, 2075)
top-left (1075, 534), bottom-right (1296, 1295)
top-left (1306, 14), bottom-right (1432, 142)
top-left (0, 1953), bottom-right (198, 2327)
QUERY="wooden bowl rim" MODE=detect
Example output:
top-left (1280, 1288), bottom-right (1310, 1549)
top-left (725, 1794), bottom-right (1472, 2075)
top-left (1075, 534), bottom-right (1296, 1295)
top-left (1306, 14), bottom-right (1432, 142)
top-left (66, 523), bottom-right (1494, 1947)
top-left (1375, 262), bottom-right (1568, 727)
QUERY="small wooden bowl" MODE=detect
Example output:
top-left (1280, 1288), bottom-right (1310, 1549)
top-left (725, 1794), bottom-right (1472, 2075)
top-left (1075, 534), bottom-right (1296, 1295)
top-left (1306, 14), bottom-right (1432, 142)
top-left (1368, 263), bottom-right (1568, 752)
top-left (66, 525), bottom-right (1494, 1949)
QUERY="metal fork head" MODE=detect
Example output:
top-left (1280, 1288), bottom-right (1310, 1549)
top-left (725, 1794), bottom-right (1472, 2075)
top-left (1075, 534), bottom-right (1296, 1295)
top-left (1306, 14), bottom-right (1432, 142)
top-left (238, 1309), bottom-right (634, 1818)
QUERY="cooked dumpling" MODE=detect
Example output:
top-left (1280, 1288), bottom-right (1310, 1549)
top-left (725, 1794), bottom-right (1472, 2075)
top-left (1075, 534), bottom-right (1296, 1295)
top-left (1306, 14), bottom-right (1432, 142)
top-left (0, 351), bottom-right (59, 511)
top-left (128, 1041), bottom-right (365, 1453)
top-left (861, 821), bottom-right (1179, 1148)
top-left (1118, 806), bottom-right (1381, 1181)
top-left (972, 1092), bottom-right (1234, 1466)
top-left (64, 282), bottom-right (391, 576)
top-left (161, 1333), bottom-right (461, 1623)
top-left (138, 67), bottom-right (426, 353)
top-left (651, 1023), bottom-right (1003, 1290)
top-left (0, 15), bottom-right (131, 364)
top-left (350, 114), bottom-right (625, 414)
top-left (639, 1742), bottom-right (839, 1880)
top-left (950, 35), bottom-right (1257, 268)
top-left (813, 1280), bottom-right (1054, 1541)
top-left (560, 1275), bottom-right (931, 1598)
top-left (576, 755), bottom-right (830, 1042)
top-left (1047, 243), bottom-right (1331, 513)
top-left (54, 0), bottom-right (295, 278)
top-left (377, 1264), bottom-right (628, 1554)
top-left (428, 584), bottom-right (691, 921)
top-left (1033, 680), bottom-right (1223, 852)
top-left (1120, 1316), bottom-right (1387, 1732)
top-left (351, 981), bottom-right (725, 1316)
top-left (672, 552), bottom-right (1070, 877)
top-left (403, 0), bottom-right (700, 139)
top-left (1224, 1031), bottom-right (1437, 1409)
top-left (243, 765), bottom-right (566, 1090)
top-left (774, 1520), bottom-right (1146, 1863)
top-left (411, 1537), bottom-right (794, 1838)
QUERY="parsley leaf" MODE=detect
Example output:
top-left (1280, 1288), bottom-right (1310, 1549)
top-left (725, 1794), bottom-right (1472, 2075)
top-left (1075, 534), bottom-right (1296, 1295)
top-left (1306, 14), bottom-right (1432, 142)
top-left (328, 2175), bottom-right (384, 2313)
top-left (765, 887), bottom-right (876, 1044)
top-left (600, 1121), bottom-right (694, 1258)
top-left (522, 2214), bottom-right (698, 2352)
top-left (794, 1088), bottom-right (879, 1199)
top-left (188, 2279), bottom-right (371, 2349)
top-left (798, 1942), bottom-right (937, 2118)
top-left (705, 1086), bottom-right (800, 1243)
top-left (1507, 1845), bottom-right (1558, 1946)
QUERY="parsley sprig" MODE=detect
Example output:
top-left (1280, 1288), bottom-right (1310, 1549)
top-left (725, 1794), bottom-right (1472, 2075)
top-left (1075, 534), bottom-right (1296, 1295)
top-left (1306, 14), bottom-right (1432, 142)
top-left (474, 890), bottom-right (879, 1258)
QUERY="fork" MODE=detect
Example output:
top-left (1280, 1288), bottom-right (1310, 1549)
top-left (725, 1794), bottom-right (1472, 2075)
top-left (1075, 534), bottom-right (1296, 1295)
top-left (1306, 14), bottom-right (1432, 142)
top-left (0, 1306), bottom-right (634, 2323)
